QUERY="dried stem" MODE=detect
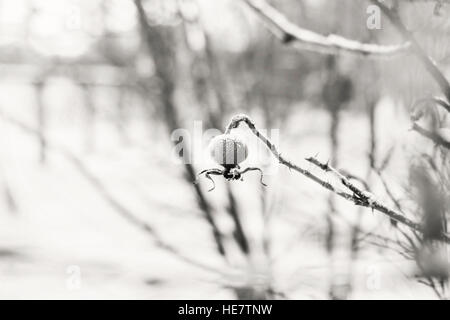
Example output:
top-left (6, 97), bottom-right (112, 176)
top-left (428, 97), bottom-right (450, 114)
top-left (412, 123), bottom-right (450, 150)
top-left (241, 0), bottom-right (411, 57)
top-left (411, 97), bottom-right (450, 120)
top-left (225, 114), bottom-right (450, 243)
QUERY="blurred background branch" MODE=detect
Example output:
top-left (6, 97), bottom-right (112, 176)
top-left (242, 0), bottom-right (411, 57)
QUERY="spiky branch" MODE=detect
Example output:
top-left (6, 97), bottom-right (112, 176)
top-left (225, 114), bottom-right (450, 243)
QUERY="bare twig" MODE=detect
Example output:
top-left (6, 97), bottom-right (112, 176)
top-left (426, 97), bottom-right (450, 114)
top-left (375, 169), bottom-right (405, 216)
top-left (403, 0), bottom-right (450, 3)
top-left (241, 0), bottom-right (411, 57)
top-left (225, 115), bottom-right (357, 202)
top-left (411, 97), bottom-right (450, 121)
top-left (412, 122), bottom-right (450, 150)
top-left (224, 114), bottom-right (450, 243)
top-left (304, 156), bottom-right (425, 232)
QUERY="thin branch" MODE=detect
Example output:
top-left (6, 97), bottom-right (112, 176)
top-left (429, 97), bottom-right (450, 113)
top-left (411, 97), bottom-right (450, 120)
top-left (241, 0), bottom-right (411, 57)
top-left (412, 122), bottom-right (450, 150)
top-left (224, 114), bottom-right (450, 243)
top-left (305, 156), bottom-right (423, 231)
top-left (375, 169), bottom-right (406, 216)
top-left (225, 116), bottom-right (357, 202)
top-left (373, 0), bottom-right (450, 104)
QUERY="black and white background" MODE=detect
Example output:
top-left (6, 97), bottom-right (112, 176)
top-left (0, 0), bottom-right (449, 300)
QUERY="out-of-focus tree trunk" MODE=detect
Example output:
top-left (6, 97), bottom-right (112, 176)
top-left (177, 2), bottom-right (276, 299)
top-left (322, 55), bottom-right (353, 300)
top-left (134, 0), bottom-right (226, 257)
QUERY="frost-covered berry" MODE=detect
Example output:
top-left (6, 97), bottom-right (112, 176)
top-left (209, 134), bottom-right (248, 167)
